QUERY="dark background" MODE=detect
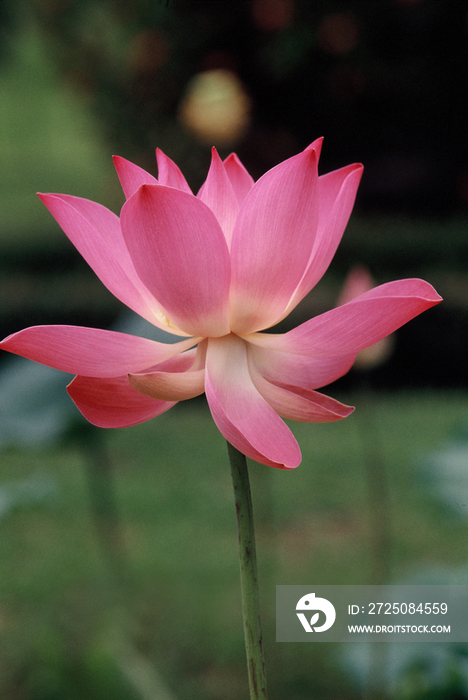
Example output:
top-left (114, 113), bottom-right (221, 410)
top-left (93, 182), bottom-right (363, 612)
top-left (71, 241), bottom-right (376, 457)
top-left (1, 0), bottom-right (467, 388)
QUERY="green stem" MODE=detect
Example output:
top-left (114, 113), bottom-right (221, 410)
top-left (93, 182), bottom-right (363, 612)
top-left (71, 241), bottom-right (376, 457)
top-left (228, 441), bottom-right (268, 700)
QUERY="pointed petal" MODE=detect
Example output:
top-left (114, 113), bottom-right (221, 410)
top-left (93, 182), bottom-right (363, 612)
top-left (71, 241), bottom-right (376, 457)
top-left (113, 156), bottom-right (158, 199)
top-left (38, 192), bottom-right (179, 330)
top-left (0, 325), bottom-right (199, 377)
top-left (223, 152), bottom-right (255, 206)
top-left (249, 363), bottom-right (354, 422)
top-left (204, 335), bottom-right (301, 469)
top-left (197, 148), bottom-right (239, 246)
top-left (121, 184), bottom-right (231, 337)
top-left (156, 148), bottom-right (192, 193)
top-left (248, 342), bottom-right (355, 390)
top-left (245, 279), bottom-right (442, 356)
top-left (305, 136), bottom-right (324, 157)
top-left (230, 146), bottom-right (320, 334)
top-left (68, 375), bottom-right (174, 428)
top-left (281, 163), bottom-right (363, 319)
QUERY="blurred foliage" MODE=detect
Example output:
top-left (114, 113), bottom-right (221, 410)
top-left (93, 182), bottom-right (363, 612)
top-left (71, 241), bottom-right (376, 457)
top-left (2, 391), bottom-right (468, 700)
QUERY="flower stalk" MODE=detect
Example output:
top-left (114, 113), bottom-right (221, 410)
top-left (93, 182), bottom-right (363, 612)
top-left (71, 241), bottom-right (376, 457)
top-left (228, 441), bottom-right (268, 700)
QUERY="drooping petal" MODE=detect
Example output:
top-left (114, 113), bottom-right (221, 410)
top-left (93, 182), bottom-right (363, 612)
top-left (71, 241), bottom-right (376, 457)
top-left (223, 152), bottom-right (255, 206)
top-left (204, 334), bottom-right (302, 469)
top-left (229, 145), bottom-right (320, 334)
top-left (121, 184), bottom-right (231, 337)
top-left (113, 156), bottom-right (158, 199)
top-left (38, 192), bottom-right (181, 331)
top-left (197, 148), bottom-right (239, 245)
top-left (0, 325), bottom-right (199, 377)
top-left (280, 163), bottom-right (364, 318)
top-left (249, 362), bottom-right (354, 422)
top-left (68, 375), bottom-right (175, 428)
top-left (156, 148), bottom-right (192, 193)
top-left (244, 279), bottom-right (442, 356)
top-left (248, 342), bottom-right (355, 390)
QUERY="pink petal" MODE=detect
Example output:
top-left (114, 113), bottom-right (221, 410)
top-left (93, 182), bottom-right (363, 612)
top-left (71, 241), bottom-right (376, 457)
top-left (197, 148), bottom-right (239, 246)
top-left (68, 375), bottom-right (175, 428)
top-left (128, 345), bottom-right (205, 401)
top-left (229, 145), bottom-right (320, 334)
top-left (38, 192), bottom-right (179, 331)
top-left (204, 334), bottom-right (301, 469)
top-left (113, 156), bottom-right (158, 199)
top-left (281, 163), bottom-right (364, 318)
top-left (156, 148), bottom-right (192, 193)
top-left (248, 342), bottom-right (355, 390)
top-left (121, 185), bottom-right (231, 337)
top-left (305, 136), bottom-right (324, 157)
top-left (249, 363), bottom-right (354, 422)
top-left (0, 325), bottom-right (199, 377)
top-left (245, 279), bottom-right (442, 356)
top-left (223, 153), bottom-right (255, 206)
top-left (129, 368), bottom-right (205, 401)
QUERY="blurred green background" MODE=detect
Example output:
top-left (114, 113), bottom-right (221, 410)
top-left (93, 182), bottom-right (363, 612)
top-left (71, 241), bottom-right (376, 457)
top-left (1, 1), bottom-right (468, 699)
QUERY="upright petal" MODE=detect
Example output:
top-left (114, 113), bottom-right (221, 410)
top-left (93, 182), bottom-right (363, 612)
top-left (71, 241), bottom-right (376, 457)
top-left (245, 279), bottom-right (442, 356)
top-left (230, 146), bottom-right (319, 334)
top-left (204, 334), bottom-right (302, 468)
top-left (197, 148), bottom-right (239, 245)
top-left (305, 136), bottom-right (324, 158)
top-left (281, 163), bottom-right (364, 318)
top-left (121, 185), bottom-right (231, 337)
top-left (156, 148), bottom-right (192, 193)
top-left (38, 192), bottom-right (181, 332)
top-left (223, 153), bottom-right (255, 206)
top-left (113, 156), bottom-right (158, 199)
top-left (0, 325), bottom-right (199, 377)
top-left (68, 375), bottom-right (175, 428)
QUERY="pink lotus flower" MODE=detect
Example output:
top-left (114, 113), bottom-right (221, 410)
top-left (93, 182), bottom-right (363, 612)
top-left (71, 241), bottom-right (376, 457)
top-left (0, 139), bottom-right (441, 468)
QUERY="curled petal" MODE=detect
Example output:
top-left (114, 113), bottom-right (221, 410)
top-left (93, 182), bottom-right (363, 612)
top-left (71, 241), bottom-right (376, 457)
top-left (204, 335), bottom-right (301, 469)
top-left (248, 342), bottom-right (355, 390)
top-left (0, 325), bottom-right (199, 377)
top-left (68, 375), bottom-right (175, 428)
top-left (245, 279), bottom-right (442, 356)
top-left (156, 148), bottom-right (192, 193)
top-left (197, 148), bottom-right (239, 246)
top-left (230, 146), bottom-right (319, 334)
top-left (121, 185), bottom-right (231, 337)
top-left (113, 156), bottom-right (158, 199)
top-left (129, 368), bottom-right (205, 401)
top-left (223, 153), bottom-right (255, 206)
top-left (249, 366), bottom-right (354, 422)
top-left (129, 342), bottom-right (206, 401)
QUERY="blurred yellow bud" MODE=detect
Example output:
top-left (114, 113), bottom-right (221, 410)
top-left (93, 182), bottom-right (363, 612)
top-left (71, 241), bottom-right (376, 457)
top-left (178, 69), bottom-right (251, 146)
